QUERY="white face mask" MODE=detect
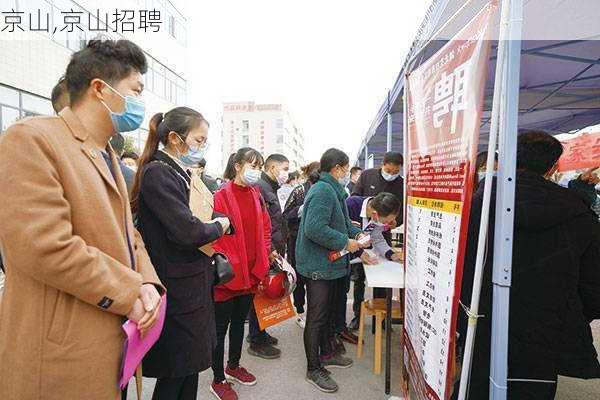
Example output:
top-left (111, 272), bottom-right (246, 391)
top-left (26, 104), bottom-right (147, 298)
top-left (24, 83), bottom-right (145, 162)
top-left (277, 169), bottom-right (289, 185)
top-left (242, 167), bottom-right (261, 185)
top-left (338, 171), bottom-right (351, 186)
top-left (381, 169), bottom-right (400, 182)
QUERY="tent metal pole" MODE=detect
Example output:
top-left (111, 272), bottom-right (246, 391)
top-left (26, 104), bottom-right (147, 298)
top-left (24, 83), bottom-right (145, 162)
top-left (457, 0), bottom-right (509, 397)
top-left (490, 0), bottom-right (523, 399)
top-left (387, 91), bottom-right (393, 152)
top-left (364, 143), bottom-right (369, 169)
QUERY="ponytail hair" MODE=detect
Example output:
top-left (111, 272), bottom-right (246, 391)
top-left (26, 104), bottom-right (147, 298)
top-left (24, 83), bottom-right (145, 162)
top-left (300, 161), bottom-right (320, 184)
top-left (130, 106), bottom-right (208, 213)
top-left (223, 147), bottom-right (264, 181)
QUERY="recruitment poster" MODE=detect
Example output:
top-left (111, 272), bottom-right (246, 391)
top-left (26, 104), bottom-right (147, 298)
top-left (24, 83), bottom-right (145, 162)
top-left (402, 3), bottom-right (496, 399)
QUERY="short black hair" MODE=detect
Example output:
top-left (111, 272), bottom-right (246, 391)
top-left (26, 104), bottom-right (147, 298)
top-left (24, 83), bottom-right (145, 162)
top-left (369, 192), bottom-right (401, 217)
top-left (287, 171), bottom-right (300, 184)
top-left (320, 148), bottom-right (349, 173)
top-left (383, 151), bottom-right (403, 166)
top-left (265, 153), bottom-right (289, 170)
top-left (122, 151), bottom-right (139, 160)
top-left (65, 38), bottom-right (148, 105)
top-left (51, 76), bottom-right (69, 113)
top-left (350, 166), bottom-right (362, 175)
top-left (517, 130), bottom-right (563, 175)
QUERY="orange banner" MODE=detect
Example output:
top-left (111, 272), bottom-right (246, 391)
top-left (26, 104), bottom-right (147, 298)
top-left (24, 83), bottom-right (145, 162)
top-left (253, 294), bottom-right (295, 330)
top-left (557, 132), bottom-right (600, 172)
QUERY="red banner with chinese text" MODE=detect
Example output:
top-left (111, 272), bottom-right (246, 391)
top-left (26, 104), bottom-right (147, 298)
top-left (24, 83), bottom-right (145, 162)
top-left (557, 132), bottom-right (600, 172)
top-left (402, 3), bottom-right (496, 400)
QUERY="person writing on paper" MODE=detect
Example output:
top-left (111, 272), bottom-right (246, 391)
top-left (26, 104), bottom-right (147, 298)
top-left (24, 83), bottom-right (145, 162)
top-left (0, 38), bottom-right (164, 400)
top-left (295, 148), bottom-right (373, 394)
top-left (132, 107), bottom-right (229, 400)
top-left (209, 148), bottom-right (272, 400)
top-left (339, 192), bottom-right (403, 342)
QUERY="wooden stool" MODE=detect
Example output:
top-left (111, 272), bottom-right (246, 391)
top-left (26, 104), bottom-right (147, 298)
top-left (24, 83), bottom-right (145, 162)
top-left (356, 298), bottom-right (403, 375)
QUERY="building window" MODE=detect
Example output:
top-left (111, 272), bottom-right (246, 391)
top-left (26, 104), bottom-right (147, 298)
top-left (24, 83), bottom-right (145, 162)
top-left (242, 120), bottom-right (249, 132)
top-left (1, 106), bottom-right (20, 132)
top-left (0, 84), bottom-right (52, 133)
top-left (276, 135), bottom-right (284, 144)
top-left (275, 118), bottom-right (284, 129)
top-left (0, 86), bottom-right (19, 108)
top-left (242, 135), bottom-right (249, 146)
top-left (22, 92), bottom-right (54, 116)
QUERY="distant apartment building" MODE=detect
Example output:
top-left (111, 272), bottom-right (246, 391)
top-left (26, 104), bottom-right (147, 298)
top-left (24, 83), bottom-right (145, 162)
top-left (221, 101), bottom-right (305, 172)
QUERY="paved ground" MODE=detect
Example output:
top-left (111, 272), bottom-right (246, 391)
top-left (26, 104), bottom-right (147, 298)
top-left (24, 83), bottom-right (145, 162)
top-left (128, 313), bottom-right (406, 400)
top-left (0, 271), bottom-right (596, 399)
top-left (128, 297), bottom-right (600, 400)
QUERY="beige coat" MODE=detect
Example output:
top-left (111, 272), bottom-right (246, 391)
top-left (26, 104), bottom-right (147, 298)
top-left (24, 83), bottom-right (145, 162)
top-left (0, 108), bottom-right (163, 400)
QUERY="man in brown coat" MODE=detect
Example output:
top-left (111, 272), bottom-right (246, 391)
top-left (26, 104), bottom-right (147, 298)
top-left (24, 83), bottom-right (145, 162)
top-left (0, 39), bottom-right (164, 400)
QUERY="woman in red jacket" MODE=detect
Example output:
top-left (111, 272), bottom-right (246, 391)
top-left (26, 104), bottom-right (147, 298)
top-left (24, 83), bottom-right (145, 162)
top-left (210, 147), bottom-right (272, 400)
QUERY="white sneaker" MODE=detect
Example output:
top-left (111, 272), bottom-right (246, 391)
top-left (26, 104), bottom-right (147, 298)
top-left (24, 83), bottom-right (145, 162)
top-left (296, 315), bottom-right (306, 329)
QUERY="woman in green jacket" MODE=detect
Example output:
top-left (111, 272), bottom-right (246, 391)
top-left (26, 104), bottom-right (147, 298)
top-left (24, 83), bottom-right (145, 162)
top-left (296, 148), bottom-right (373, 393)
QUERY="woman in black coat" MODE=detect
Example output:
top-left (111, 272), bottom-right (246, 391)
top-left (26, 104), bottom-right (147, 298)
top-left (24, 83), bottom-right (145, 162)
top-left (282, 161), bottom-right (320, 325)
top-left (131, 107), bottom-right (230, 400)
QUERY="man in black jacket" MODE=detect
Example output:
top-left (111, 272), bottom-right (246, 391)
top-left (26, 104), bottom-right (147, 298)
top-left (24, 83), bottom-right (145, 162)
top-left (246, 153), bottom-right (289, 360)
top-left (349, 151), bottom-right (404, 330)
top-left (455, 130), bottom-right (600, 399)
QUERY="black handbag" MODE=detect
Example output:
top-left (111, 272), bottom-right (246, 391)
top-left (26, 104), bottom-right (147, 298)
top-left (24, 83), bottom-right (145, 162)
top-left (212, 253), bottom-right (235, 285)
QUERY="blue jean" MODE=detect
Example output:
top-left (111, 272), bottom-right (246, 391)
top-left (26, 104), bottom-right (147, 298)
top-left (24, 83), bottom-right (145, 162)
top-left (248, 297), bottom-right (268, 344)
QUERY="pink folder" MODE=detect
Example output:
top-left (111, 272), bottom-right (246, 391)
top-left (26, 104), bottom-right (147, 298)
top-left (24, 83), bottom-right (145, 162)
top-left (119, 295), bottom-right (167, 390)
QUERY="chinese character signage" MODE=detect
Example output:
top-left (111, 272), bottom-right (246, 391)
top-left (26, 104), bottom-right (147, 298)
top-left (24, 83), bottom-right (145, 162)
top-left (403, 3), bottom-right (496, 400)
top-left (557, 132), bottom-right (600, 172)
top-left (0, 8), bottom-right (162, 34)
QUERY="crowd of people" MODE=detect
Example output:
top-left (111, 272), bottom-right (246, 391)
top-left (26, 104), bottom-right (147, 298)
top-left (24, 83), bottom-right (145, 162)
top-left (0, 37), bottom-right (599, 400)
top-left (0, 38), bottom-right (406, 400)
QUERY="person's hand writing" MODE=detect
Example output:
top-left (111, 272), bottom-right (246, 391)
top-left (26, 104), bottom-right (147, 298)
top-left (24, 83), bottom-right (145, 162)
top-left (346, 239), bottom-right (360, 253)
top-left (391, 251), bottom-right (404, 262)
top-left (360, 251), bottom-right (378, 265)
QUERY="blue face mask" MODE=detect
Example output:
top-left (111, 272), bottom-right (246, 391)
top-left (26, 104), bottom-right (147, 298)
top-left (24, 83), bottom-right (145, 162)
top-left (176, 133), bottom-right (208, 168)
top-left (100, 82), bottom-right (145, 133)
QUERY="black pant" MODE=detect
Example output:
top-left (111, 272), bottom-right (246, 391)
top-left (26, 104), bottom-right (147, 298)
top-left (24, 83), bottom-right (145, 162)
top-left (334, 274), bottom-right (351, 333)
top-left (304, 278), bottom-right (341, 371)
top-left (288, 236), bottom-right (306, 314)
top-left (352, 263), bottom-right (366, 319)
top-left (212, 294), bottom-right (252, 383)
top-left (152, 374), bottom-right (199, 400)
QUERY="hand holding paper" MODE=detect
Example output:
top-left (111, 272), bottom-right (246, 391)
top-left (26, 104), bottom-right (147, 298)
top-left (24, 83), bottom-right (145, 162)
top-left (360, 251), bottom-right (378, 265)
top-left (120, 295), bottom-right (167, 390)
